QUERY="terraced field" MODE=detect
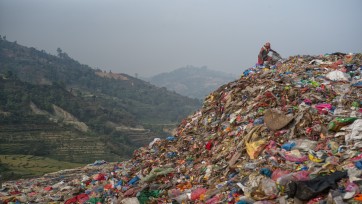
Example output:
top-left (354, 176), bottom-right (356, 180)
top-left (0, 155), bottom-right (83, 180)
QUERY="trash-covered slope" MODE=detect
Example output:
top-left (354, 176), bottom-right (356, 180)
top-left (1, 53), bottom-right (362, 203)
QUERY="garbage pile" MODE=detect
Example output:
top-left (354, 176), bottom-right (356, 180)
top-left (1, 53), bottom-right (362, 203)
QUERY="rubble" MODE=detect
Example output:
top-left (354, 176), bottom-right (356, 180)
top-left (1, 53), bottom-right (362, 203)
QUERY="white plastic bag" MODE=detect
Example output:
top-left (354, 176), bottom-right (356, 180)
top-left (326, 70), bottom-right (351, 82)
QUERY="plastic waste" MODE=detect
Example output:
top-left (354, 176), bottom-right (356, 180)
top-left (121, 197), bottom-right (140, 204)
top-left (281, 142), bottom-right (295, 151)
top-left (205, 195), bottom-right (220, 204)
top-left (166, 136), bottom-right (176, 141)
top-left (355, 160), bottom-right (362, 169)
top-left (290, 139), bottom-right (317, 151)
top-left (283, 149), bottom-right (309, 162)
top-left (246, 139), bottom-right (267, 159)
top-left (264, 109), bottom-right (294, 130)
top-left (2, 53), bottom-right (362, 203)
top-left (128, 176), bottom-right (140, 185)
top-left (261, 178), bottom-right (278, 198)
top-left (277, 171), bottom-right (310, 187)
top-left (315, 103), bottom-right (333, 114)
top-left (326, 70), bottom-right (351, 81)
top-left (271, 169), bottom-right (290, 181)
top-left (260, 168), bottom-right (273, 178)
top-left (344, 119), bottom-right (362, 143)
top-left (191, 188), bottom-right (207, 201)
top-left (286, 171), bottom-right (348, 201)
top-left (328, 117), bottom-right (358, 131)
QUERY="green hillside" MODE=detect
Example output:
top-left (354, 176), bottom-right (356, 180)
top-left (0, 37), bottom-right (201, 168)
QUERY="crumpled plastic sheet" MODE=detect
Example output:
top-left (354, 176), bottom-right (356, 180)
top-left (326, 70), bottom-right (351, 81)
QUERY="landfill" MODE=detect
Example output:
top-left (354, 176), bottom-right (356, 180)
top-left (1, 52), bottom-right (362, 203)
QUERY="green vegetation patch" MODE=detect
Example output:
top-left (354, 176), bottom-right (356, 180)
top-left (0, 155), bottom-right (84, 181)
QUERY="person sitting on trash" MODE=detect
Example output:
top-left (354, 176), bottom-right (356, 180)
top-left (257, 42), bottom-right (277, 66)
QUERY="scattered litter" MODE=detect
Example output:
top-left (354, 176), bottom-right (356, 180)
top-left (1, 53), bottom-right (362, 203)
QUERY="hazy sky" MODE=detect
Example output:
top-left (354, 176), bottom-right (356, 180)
top-left (1, 0), bottom-right (362, 77)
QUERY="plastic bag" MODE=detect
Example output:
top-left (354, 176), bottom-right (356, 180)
top-left (128, 176), bottom-right (140, 185)
top-left (277, 171), bottom-right (310, 186)
top-left (291, 139), bottom-right (317, 152)
top-left (326, 70), bottom-right (351, 81)
top-left (345, 119), bottom-right (362, 142)
top-left (261, 178), bottom-right (278, 197)
top-left (174, 193), bottom-right (190, 203)
top-left (283, 150), bottom-right (308, 162)
top-left (191, 188), bottom-right (207, 201)
top-left (271, 169), bottom-right (290, 181)
top-left (328, 117), bottom-right (358, 131)
top-left (205, 195), bottom-right (220, 204)
top-left (121, 197), bottom-right (140, 204)
top-left (281, 142), bottom-right (295, 151)
top-left (315, 103), bottom-right (332, 114)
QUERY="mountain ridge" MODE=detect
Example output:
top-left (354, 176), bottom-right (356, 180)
top-left (0, 38), bottom-right (201, 167)
top-left (147, 65), bottom-right (237, 99)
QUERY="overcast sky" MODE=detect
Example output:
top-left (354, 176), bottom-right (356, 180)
top-left (1, 0), bottom-right (362, 77)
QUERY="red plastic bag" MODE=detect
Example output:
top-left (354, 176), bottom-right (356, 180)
top-left (206, 195), bottom-right (220, 204)
top-left (284, 151), bottom-right (308, 162)
top-left (271, 169), bottom-right (290, 181)
top-left (315, 103), bottom-right (332, 114)
top-left (191, 188), bottom-right (207, 201)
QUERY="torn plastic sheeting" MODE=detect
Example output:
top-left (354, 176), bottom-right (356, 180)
top-left (167, 152), bottom-right (177, 158)
top-left (328, 117), bottom-right (358, 132)
top-left (174, 192), bottom-right (191, 203)
top-left (205, 195), bottom-right (221, 204)
top-left (93, 173), bottom-right (106, 181)
top-left (121, 197), bottom-right (140, 204)
top-left (326, 70), bottom-right (351, 81)
top-left (308, 151), bottom-right (325, 163)
top-left (286, 171), bottom-right (348, 201)
top-left (355, 161), bottom-right (362, 170)
top-left (344, 119), bottom-right (362, 142)
top-left (271, 169), bottom-right (290, 181)
top-left (191, 188), bottom-right (208, 201)
top-left (260, 168), bottom-right (273, 177)
top-left (141, 167), bottom-right (174, 182)
top-left (91, 160), bottom-right (107, 166)
top-left (166, 136), bottom-right (176, 141)
top-left (281, 142), bottom-right (295, 151)
top-left (87, 197), bottom-right (104, 204)
top-left (260, 178), bottom-right (278, 199)
top-left (128, 176), bottom-right (140, 185)
top-left (137, 189), bottom-right (161, 204)
top-left (314, 103), bottom-right (333, 114)
top-left (289, 139), bottom-right (317, 152)
top-left (352, 81), bottom-right (362, 87)
top-left (64, 193), bottom-right (89, 204)
top-left (282, 149), bottom-right (308, 163)
top-left (148, 138), bottom-right (161, 148)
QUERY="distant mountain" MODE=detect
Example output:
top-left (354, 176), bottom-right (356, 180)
top-left (148, 66), bottom-right (237, 99)
top-left (0, 37), bottom-right (201, 165)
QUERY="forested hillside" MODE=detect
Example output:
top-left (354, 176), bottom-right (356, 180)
top-left (0, 37), bottom-right (201, 166)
